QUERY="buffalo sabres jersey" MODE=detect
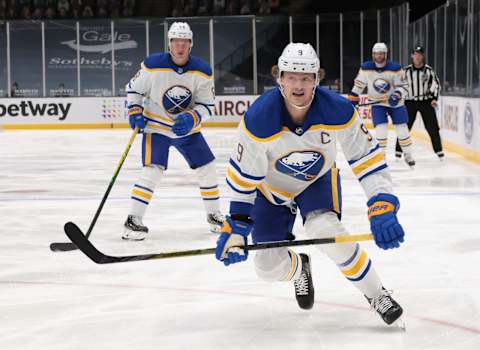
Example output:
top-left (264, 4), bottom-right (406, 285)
top-left (351, 60), bottom-right (408, 107)
top-left (126, 53), bottom-right (214, 138)
top-left (226, 87), bottom-right (394, 214)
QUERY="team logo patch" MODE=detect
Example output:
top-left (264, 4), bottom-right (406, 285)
top-left (275, 151), bottom-right (324, 181)
top-left (372, 78), bottom-right (391, 94)
top-left (162, 85), bottom-right (192, 115)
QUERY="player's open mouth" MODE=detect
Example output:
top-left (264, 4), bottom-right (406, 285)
top-left (293, 92), bottom-right (304, 97)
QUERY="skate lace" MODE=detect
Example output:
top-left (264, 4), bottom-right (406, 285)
top-left (129, 216), bottom-right (145, 228)
top-left (370, 290), bottom-right (393, 314)
top-left (208, 212), bottom-right (225, 225)
top-left (294, 273), bottom-right (309, 296)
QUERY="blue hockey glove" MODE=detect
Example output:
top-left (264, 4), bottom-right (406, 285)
top-left (388, 91), bottom-right (402, 107)
top-left (367, 193), bottom-right (405, 250)
top-left (128, 105), bottom-right (146, 130)
top-left (172, 111), bottom-right (200, 136)
top-left (347, 92), bottom-right (360, 107)
top-left (215, 215), bottom-right (253, 266)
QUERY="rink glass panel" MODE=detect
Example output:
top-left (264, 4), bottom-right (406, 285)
top-left (444, 2), bottom-right (456, 94)
top-left (361, 11), bottom-right (377, 66)
top-left (255, 15), bottom-right (289, 94)
top-left (473, 0), bottom-right (480, 96)
top-left (341, 12), bottom-right (361, 94)
top-left (379, 9), bottom-right (391, 59)
top-left (318, 13), bottom-right (340, 92)
top-left (44, 20), bottom-right (78, 97)
top-left (0, 24), bottom-right (7, 97)
top-left (78, 19), bottom-right (115, 97)
top-left (9, 21), bottom-right (42, 97)
top-left (113, 19), bottom-right (148, 96)
top-left (455, 0), bottom-right (469, 95)
top-left (148, 18), bottom-right (165, 57)
top-left (434, 7), bottom-right (445, 91)
top-left (213, 16), bottom-right (253, 95)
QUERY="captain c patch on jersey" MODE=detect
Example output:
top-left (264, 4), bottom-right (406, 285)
top-left (275, 150), bottom-right (325, 181)
top-left (163, 85), bottom-right (192, 114)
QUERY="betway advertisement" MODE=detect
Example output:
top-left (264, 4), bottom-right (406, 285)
top-left (0, 97), bottom-right (126, 127)
top-left (0, 94), bottom-right (374, 128)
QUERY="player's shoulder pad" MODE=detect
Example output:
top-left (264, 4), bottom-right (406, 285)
top-left (360, 61), bottom-right (376, 70)
top-left (384, 60), bottom-right (402, 71)
top-left (186, 55), bottom-right (212, 77)
top-left (311, 87), bottom-right (356, 127)
top-left (143, 53), bottom-right (170, 69)
top-left (243, 88), bottom-right (284, 140)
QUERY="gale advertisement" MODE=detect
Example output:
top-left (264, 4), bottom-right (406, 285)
top-left (0, 94), bottom-right (373, 127)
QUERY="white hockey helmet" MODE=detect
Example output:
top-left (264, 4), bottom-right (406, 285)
top-left (277, 42), bottom-right (320, 84)
top-left (168, 22), bottom-right (193, 48)
top-left (372, 42), bottom-right (388, 55)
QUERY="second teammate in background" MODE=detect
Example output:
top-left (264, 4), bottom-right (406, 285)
top-left (215, 42), bottom-right (405, 326)
top-left (122, 22), bottom-right (225, 240)
top-left (348, 42), bottom-right (415, 168)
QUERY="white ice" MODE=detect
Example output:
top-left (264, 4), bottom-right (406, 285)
top-left (0, 128), bottom-right (479, 350)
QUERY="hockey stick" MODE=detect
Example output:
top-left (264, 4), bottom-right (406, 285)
top-left (50, 127), bottom-right (140, 252)
top-left (358, 99), bottom-right (387, 107)
top-left (64, 221), bottom-right (374, 264)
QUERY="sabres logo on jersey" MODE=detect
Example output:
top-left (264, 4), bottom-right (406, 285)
top-left (163, 85), bottom-right (192, 115)
top-left (275, 151), bottom-right (324, 181)
top-left (372, 78), bottom-right (391, 94)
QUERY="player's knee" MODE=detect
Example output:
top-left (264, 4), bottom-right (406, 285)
top-left (140, 165), bottom-right (164, 187)
top-left (254, 248), bottom-right (291, 282)
top-left (304, 210), bottom-right (355, 260)
top-left (196, 161), bottom-right (217, 181)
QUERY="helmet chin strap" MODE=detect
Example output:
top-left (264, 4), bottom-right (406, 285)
top-left (279, 85), bottom-right (315, 110)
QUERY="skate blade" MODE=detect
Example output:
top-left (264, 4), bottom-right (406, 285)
top-left (391, 316), bottom-right (406, 331)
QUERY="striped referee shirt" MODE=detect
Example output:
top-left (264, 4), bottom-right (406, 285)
top-left (404, 64), bottom-right (441, 101)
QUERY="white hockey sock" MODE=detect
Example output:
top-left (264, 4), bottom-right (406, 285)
top-left (196, 161), bottom-right (220, 214)
top-left (254, 248), bottom-right (303, 282)
top-left (305, 211), bottom-right (382, 298)
top-left (129, 165), bottom-right (163, 218)
top-left (374, 123), bottom-right (388, 149)
top-left (395, 123), bottom-right (413, 155)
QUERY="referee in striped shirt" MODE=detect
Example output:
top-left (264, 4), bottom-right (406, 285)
top-left (395, 46), bottom-right (444, 160)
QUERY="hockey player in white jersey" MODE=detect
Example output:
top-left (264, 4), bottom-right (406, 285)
top-left (348, 42), bottom-right (415, 168)
top-left (215, 43), bottom-right (405, 325)
top-left (122, 22), bottom-right (225, 240)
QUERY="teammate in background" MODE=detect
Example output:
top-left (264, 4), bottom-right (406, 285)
top-left (395, 46), bottom-right (444, 161)
top-left (348, 43), bottom-right (415, 168)
top-left (123, 21), bottom-right (225, 240)
top-left (215, 42), bottom-right (405, 326)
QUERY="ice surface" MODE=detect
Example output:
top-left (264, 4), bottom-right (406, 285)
top-left (1, 128), bottom-right (479, 349)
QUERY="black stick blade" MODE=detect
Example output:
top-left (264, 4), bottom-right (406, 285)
top-left (64, 222), bottom-right (110, 264)
top-left (50, 242), bottom-right (78, 252)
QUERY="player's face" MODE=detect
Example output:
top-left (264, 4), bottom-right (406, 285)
top-left (280, 72), bottom-right (316, 106)
top-left (170, 38), bottom-right (191, 64)
top-left (412, 52), bottom-right (424, 66)
top-left (373, 52), bottom-right (386, 64)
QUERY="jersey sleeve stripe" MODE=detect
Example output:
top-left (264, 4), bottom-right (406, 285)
top-left (358, 163), bottom-right (388, 182)
top-left (348, 144), bottom-right (380, 165)
top-left (226, 178), bottom-right (257, 195)
top-left (351, 151), bottom-right (386, 177)
top-left (229, 159), bottom-right (265, 181)
top-left (226, 166), bottom-right (259, 191)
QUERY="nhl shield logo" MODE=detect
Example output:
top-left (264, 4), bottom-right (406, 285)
top-left (275, 151), bottom-right (325, 181)
top-left (372, 78), bottom-right (391, 94)
top-left (163, 85), bottom-right (192, 115)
